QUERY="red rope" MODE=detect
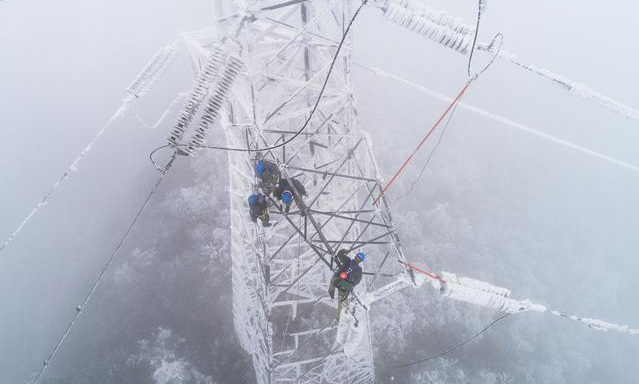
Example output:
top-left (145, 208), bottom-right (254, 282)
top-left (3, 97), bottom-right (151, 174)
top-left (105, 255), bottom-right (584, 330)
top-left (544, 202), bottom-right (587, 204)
top-left (400, 261), bottom-right (446, 283)
top-left (373, 81), bottom-right (472, 206)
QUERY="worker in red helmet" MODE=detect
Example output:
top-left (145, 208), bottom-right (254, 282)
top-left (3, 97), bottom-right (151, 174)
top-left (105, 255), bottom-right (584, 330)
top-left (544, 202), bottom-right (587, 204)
top-left (328, 249), bottom-right (365, 321)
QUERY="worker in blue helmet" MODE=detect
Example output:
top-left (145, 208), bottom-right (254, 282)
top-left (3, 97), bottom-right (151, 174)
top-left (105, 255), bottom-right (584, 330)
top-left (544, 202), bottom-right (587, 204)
top-left (328, 249), bottom-right (365, 321)
top-left (248, 193), bottom-right (271, 227)
top-left (274, 177), bottom-right (307, 214)
top-left (254, 156), bottom-right (280, 195)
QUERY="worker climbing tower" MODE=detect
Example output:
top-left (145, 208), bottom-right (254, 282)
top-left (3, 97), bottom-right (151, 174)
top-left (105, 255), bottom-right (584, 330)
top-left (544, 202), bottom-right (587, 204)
top-left (12, 2), bottom-right (639, 383)
top-left (175, 1), bottom-right (413, 383)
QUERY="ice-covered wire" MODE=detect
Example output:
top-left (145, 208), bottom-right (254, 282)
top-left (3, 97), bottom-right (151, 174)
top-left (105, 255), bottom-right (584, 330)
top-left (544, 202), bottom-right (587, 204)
top-left (355, 64), bottom-right (639, 174)
top-left (149, 0), bottom-right (369, 169)
top-left (477, 45), bottom-right (639, 122)
top-left (382, 0), bottom-right (639, 121)
top-left (1, 41), bottom-right (181, 257)
top-left (32, 152), bottom-right (177, 384)
top-left (0, 99), bottom-right (132, 256)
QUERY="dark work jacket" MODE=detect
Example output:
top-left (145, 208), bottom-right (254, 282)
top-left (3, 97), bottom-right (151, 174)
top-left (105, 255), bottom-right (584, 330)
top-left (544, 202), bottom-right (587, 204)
top-left (249, 199), bottom-right (268, 221)
top-left (274, 178), bottom-right (307, 201)
top-left (258, 160), bottom-right (280, 186)
top-left (335, 250), bottom-right (362, 286)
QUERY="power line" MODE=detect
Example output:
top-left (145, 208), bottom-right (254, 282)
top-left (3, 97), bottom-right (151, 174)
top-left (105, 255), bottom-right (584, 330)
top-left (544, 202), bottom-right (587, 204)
top-left (32, 153), bottom-right (176, 384)
top-left (0, 99), bottom-right (131, 256)
top-left (393, 313), bottom-right (511, 370)
top-left (356, 64), bottom-right (639, 174)
top-left (466, 0), bottom-right (486, 77)
top-left (372, 32), bottom-right (502, 205)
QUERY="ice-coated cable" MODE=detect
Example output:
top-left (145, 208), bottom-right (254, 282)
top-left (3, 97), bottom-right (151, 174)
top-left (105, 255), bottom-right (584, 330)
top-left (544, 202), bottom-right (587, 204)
top-left (31, 153), bottom-right (177, 384)
top-left (354, 63), bottom-right (639, 174)
top-left (0, 99), bottom-right (131, 255)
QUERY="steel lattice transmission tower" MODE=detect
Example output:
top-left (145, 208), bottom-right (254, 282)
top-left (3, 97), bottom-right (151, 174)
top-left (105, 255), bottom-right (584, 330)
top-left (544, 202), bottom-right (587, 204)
top-left (172, 1), bottom-right (414, 383)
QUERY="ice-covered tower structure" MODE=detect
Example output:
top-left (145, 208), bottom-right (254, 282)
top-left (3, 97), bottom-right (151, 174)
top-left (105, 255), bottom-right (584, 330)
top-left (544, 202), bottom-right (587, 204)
top-left (174, 1), bottom-right (413, 383)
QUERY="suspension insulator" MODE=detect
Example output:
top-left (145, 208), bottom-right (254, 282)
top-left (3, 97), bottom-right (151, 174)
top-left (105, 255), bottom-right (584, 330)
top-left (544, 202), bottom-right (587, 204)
top-left (180, 55), bottom-right (243, 155)
top-left (441, 281), bottom-right (525, 313)
top-left (127, 44), bottom-right (177, 98)
top-left (440, 271), bottom-right (511, 298)
top-left (167, 45), bottom-right (226, 147)
top-left (387, 0), bottom-right (475, 35)
top-left (383, 2), bottom-right (473, 54)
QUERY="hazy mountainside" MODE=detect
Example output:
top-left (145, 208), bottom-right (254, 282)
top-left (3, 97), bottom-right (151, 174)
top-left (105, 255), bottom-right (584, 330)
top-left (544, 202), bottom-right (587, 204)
top-left (359, 74), bottom-right (639, 383)
top-left (2, 1), bottom-right (638, 383)
top-left (34, 114), bottom-right (639, 384)
top-left (26, 84), bottom-right (639, 384)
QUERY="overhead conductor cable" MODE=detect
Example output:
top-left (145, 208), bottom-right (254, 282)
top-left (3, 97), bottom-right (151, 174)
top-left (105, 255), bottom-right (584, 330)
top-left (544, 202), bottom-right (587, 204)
top-left (379, 0), bottom-right (639, 121)
top-left (0, 42), bottom-right (180, 256)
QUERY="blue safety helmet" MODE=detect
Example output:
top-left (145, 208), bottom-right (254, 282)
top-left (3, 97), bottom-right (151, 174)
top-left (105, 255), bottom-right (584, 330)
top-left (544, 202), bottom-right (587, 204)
top-left (248, 194), bottom-right (258, 206)
top-left (356, 252), bottom-right (365, 262)
top-left (255, 162), bottom-right (265, 175)
top-left (281, 190), bottom-right (293, 204)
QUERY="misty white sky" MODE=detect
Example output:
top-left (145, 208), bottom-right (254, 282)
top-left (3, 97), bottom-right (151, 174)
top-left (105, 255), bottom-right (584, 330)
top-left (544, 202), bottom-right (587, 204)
top-left (1, 0), bottom-right (638, 383)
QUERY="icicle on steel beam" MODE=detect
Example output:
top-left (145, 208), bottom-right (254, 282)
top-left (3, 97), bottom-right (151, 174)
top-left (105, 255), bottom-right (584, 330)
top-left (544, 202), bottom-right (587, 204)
top-left (127, 44), bottom-right (178, 98)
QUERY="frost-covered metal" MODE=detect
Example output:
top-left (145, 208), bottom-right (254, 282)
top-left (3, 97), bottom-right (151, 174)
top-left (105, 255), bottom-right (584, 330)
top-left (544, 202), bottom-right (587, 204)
top-left (127, 44), bottom-right (177, 98)
top-left (173, 1), bottom-right (415, 383)
top-left (377, 0), bottom-right (639, 122)
top-left (168, 44), bottom-right (243, 155)
top-left (381, 0), bottom-right (474, 54)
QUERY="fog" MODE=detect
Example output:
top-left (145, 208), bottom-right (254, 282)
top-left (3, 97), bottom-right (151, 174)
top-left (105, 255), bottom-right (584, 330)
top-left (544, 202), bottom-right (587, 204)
top-left (1, 0), bottom-right (638, 383)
